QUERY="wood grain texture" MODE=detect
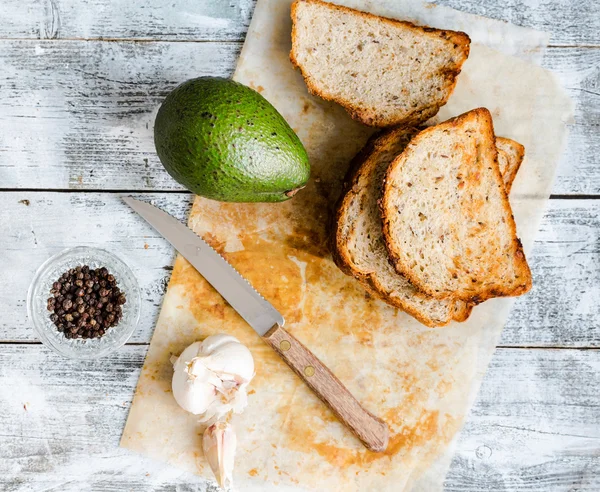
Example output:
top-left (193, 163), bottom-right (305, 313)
top-left (2, 193), bottom-right (599, 347)
top-left (0, 344), bottom-right (216, 491)
top-left (502, 200), bottom-right (600, 347)
top-left (447, 348), bottom-right (600, 491)
top-left (0, 344), bottom-right (597, 490)
top-left (0, 0), bottom-right (255, 41)
top-left (263, 323), bottom-right (389, 452)
top-left (0, 40), bottom-right (239, 192)
top-left (0, 41), bottom-right (596, 194)
top-left (436, 0), bottom-right (600, 47)
top-left (1, 0), bottom-right (598, 47)
top-left (0, 1), bottom-right (598, 488)
top-left (2, 192), bottom-right (192, 343)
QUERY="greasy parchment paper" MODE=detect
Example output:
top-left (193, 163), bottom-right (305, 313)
top-left (121, 1), bottom-right (573, 490)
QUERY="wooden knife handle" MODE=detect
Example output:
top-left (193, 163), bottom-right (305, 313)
top-left (263, 324), bottom-right (389, 452)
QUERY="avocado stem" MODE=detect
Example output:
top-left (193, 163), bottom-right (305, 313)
top-left (284, 186), bottom-right (305, 198)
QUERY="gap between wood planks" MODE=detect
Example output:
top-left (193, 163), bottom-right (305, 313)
top-left (0, 37), bottom-right (247, 44)
top-left (1, 189), bottom-right (600, 199)
top-left (0, 341), bottom-right (598, 350)
top-left (0, 36), bottom-right (597, 49)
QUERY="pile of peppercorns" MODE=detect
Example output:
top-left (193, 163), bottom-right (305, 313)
top-left (46, 265), bottom-right (126, 339)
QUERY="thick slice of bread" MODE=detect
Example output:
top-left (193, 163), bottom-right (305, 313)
top-left (381, 108), bottom-right (532, 302)
top-left (290, 0), bottom-right (470, 128)
top-left (332, 126), bottom-right (524, 326)
top-left (496, 136), bottom-right (525, 194)
top-left (332, 127), bottom-right (461, 326)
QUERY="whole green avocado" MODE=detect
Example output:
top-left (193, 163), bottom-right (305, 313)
top-left (154, 77), bottom-right (311, 202)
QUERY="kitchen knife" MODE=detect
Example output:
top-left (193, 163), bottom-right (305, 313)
top-left (123, 196), bottom-right (389, 452)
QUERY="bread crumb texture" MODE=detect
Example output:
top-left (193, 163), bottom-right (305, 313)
top-left (290, 0), bottom-right (471, 127)
top-left (381, 108), bottom-right (532, 303)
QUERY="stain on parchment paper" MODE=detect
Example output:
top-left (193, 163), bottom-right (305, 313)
top-left (121, 73), bottom-right (482, 489)
top-left (135, 183), bottom-right (480, 491)
top-left (118, 0), bottom-right (571, 487)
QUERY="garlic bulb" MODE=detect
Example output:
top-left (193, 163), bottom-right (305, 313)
top-left (203, 421), bottom-right (236, 489)
top-left (171, 334), bottom-right (255, 423)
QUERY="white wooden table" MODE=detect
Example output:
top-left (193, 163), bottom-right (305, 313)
top-left (1, 1), bottom-right (599, 490)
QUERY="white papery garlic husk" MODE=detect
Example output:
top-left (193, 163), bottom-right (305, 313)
top-left (203, 421), bottom-right (237, 489)
top-left (171, 334), bottom-right (255, 423)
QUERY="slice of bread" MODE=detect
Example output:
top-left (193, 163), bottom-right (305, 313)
top-left (332, 127), bottom-right (466, 326)
top-left (290, 0), bottom-right (470, 128)
top-left (381, 108), bottom-right (532, 303)
top-left (496, 136), bottom-right (525, 194)
top-left (332, 126), bottom-right (525, 326)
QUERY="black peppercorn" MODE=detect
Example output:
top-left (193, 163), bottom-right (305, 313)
top-left (46, 264), bottom-right (126, 340)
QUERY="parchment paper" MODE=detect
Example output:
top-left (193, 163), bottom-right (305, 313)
top-left (121, 1), bottom-right (573, 490)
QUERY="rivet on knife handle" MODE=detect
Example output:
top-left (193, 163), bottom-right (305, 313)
top-left (263, 324), bottom-right (389, 452)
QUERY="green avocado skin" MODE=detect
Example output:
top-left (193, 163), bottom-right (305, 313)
top-left (154, 77), bottom-right (311, 202)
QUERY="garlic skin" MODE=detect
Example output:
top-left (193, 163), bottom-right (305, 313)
top-left (203, 421), bottom-right (236, 489)
top-left (171, 334), bottom-right (255, 422)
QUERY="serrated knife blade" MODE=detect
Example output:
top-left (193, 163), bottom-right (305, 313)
top-left (124, 196), bottom-right (389, 452)
top-left (122, 196), bottom-right (284, 335)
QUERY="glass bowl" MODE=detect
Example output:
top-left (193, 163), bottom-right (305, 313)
top-left (27, 247), bottom-right (141, 359)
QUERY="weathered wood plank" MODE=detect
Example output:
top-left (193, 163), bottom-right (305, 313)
top-left (0, 40), bottom-right (239, 192)
top-left (0, 41), bottom-right (596, 194)
top-left (0, 344), bottom-right (214, 491)
top-left (447, 347), bottom-right (600, 491)
top-left (502, 200), bottom-right (600, 347)
top-left (0, 0), bottom-right (255, 41)
top-left (542, 47), bottom-right (600, 195)
top-left (0, 344), bottom-right (597, 490)
top-left (437, 0), bottom-right (600, 47)
top-left (0, 0), bottom-right (598, 47)
top-left (2, 192), bottom-right (193, 343)
top-left (2, 192), bottom-right (599, 347)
